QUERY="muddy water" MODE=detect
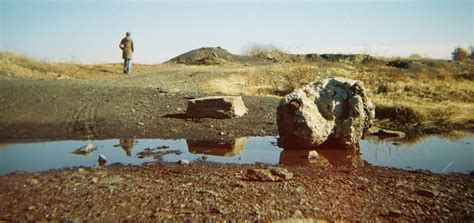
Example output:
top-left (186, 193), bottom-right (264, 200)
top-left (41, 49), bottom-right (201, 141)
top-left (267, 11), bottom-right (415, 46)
top-left (0, 135), bottom-right (472, 175)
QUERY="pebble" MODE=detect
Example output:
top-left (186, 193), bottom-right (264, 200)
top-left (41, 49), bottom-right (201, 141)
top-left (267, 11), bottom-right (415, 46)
top-left (199, 189), bottom-right (218, 197)
top-left (30, 178), bottom-right (39, 185)
top-left (92, 177), bottom-right (99, 183)
top-left (416, 188), bottom-right (437, 197)
top-left (308, 150), bottom-right (319, 159)
top-left (98, 154), bottom-right (107, 165)
top-left (178, 159), bottom-right (190, 165)
top-left (357, 176), bottom-right (370, 183)
top-left (137, 122), bottom-right (145, 126)
top-left (388, 209), bottom-right (402, 217)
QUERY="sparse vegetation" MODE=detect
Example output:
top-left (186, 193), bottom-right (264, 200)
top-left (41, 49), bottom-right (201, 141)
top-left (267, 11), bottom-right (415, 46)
top-left (451, 47), bottom-right (469, 61)
top-left (1, 50), bottom-right (473, 132)
top-left (242, 43), bottom-right (290, 62)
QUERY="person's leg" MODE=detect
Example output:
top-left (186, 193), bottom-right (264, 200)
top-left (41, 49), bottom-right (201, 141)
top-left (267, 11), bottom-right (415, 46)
top-left (123, 59), bottom-right (127, 74)
top-left (127, 59), bottom-right (132, 75)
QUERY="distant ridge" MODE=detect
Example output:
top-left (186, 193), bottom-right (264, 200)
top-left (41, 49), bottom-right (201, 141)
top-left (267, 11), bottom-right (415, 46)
top-left (165, 47), bottom-right (381, 65)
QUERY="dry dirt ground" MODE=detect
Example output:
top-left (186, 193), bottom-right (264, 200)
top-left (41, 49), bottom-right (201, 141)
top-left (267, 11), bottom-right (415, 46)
top-left (1, 163), bottom-right (473, 221)
top-left (0, 61), bottom-right (473, 221)
top-left (0, 73), bottom-right (278, 142)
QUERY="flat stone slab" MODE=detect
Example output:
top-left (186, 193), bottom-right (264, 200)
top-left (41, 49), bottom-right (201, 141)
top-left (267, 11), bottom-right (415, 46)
top-left (186, 96), bottom-right (247, 119)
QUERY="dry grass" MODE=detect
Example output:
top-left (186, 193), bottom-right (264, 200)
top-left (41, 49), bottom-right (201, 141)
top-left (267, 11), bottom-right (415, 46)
top-left (0, 51), bottom-right (173, 79)
top-left (204, 59), bottom-right (473, 130)
top-left (1, 51), bottom-right (473, 130)
top-left (242, 43), bottom-right (290, 62)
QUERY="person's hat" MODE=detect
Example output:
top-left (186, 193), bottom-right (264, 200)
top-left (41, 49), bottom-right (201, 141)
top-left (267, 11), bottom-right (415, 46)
top-left (126, 32), bottom-right (131, 37)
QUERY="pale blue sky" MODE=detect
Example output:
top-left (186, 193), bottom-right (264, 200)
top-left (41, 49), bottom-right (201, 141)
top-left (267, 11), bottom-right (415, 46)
top-left (1, 0), bottom-right (473, 63)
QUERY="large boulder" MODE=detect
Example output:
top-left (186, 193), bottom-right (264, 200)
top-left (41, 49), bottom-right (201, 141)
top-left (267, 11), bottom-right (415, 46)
top-left (277, 77), bottom-right (375, 149)
top-left (186, 96), bottom-right (247, 119)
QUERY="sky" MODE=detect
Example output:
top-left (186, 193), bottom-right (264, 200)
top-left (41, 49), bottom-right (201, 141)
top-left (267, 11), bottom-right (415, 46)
top-left (1, 0), bottom-right (473, 64)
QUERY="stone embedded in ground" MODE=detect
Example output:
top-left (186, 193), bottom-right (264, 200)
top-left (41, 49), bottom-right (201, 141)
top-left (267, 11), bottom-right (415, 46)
top-left (367, 127), bottom-right (406, 139)
top-left (186, 96), bottom-right (248, 119)
top-left (388, 209), bottom-right (402, 217)
top-left (72, 143), bottom-right (95, 154)
top-left (308, 150), bottom-right (319, 159)
top-left (98, 154), bottom-right (107, 166)
top-left (178, 159), bottom-right (190, 165)
top-left (246, 167), bottom-right (293, 181)
top-left (277, 77), bottom-right (375, 149)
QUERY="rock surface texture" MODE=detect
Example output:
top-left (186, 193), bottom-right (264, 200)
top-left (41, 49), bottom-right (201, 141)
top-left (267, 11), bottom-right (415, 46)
top-left (277, 77), bottom-right (375, 149)
top-left (186, 96), bottom-right (248, 119)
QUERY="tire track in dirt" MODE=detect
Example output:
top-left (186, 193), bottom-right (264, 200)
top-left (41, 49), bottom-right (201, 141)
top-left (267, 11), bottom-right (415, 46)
top-left (67, 103), bottom-right (99, 138)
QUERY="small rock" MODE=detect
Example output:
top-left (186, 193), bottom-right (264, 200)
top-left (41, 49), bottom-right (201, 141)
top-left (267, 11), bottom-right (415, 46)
top-left (270, 167), bottom-right (293, 180)
top-left (294, 186), bottom-right (305, 194)
top-left (246, 167), bottom-right (293, 181)
top-left (388, 209), bottom-right (402, 217)
top-left (92, 177), bottom-right (99, 183)
top-left (292, 209), bottom-right (303, 218)
top-left (368, 127), bottom-right (406, 139)
top-left (30, 178), bottom-right (39, 185)
top-left (98, 154), bottom-right (107, 165)
top-left (198, 189), bottom-right (218, 197)
top-left (137, 122), bottom-right (145, 126)
top-left (416, 188), bottom-right (438, 197)
top-left (246, 168), bottom-right (276, 181)
top-left (186, 96), bottom-right (248, 119)
top-left (219, 131), bottom-right (225, 135)
top-left (73, 143), bottom-right (95, 154)
top-left (357, 176), bottom-right (369, 183)
top-left (78, 168), bottom-right (85, 173)
top-left (178, 159), bottom-right (190, 165)
top-left (131, 109), bottom-right (136, 112)
top-left (308, 150), bottom-right (319, 159)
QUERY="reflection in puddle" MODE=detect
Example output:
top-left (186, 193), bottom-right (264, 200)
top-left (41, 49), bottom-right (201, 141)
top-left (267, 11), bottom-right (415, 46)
top-left (113, 138), bottom-right (135, 156)
top-left (187, 137), bottom-right (246, 157)
top-left (279, 148), bottom-right (364, 167)
top-left (0, 135), bottom-right (472, 175)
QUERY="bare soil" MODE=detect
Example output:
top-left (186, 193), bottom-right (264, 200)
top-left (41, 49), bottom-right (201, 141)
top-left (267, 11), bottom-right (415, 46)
top-left (1, 162), bottom-right (473, 221)
top-left (0, 69), bottom-right (473, 221)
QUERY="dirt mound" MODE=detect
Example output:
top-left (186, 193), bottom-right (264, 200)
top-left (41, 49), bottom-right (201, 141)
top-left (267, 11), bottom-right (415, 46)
top-left (304, 53), bottom-right (380, 64)
top-left (166, 47), bottom-right (242, 65)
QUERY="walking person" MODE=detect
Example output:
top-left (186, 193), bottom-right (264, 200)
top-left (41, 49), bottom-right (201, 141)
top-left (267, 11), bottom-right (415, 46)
top-left (119, 32), bottom-right (134, 76)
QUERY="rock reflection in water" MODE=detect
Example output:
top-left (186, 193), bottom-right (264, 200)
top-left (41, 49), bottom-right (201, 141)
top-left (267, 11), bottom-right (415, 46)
top-left (114, 138), bottom-right (135, 156)
top-left (280, 147), bottom-right (363, 167)
top-left (187, 137), bottom-right (246, 157)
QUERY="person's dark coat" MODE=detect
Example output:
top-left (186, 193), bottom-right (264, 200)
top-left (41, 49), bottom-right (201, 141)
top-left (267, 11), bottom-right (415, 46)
top-left (119, 37), bottom-right (134, 59)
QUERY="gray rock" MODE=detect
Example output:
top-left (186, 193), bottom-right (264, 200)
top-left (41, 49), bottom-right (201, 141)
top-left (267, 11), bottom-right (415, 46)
top-left (178, 159), bottom-right (190, 165)
top-left (416, 188), bottom-right (438, 197)
top-left (98, 154), bottom-right (107, 165)
top-left (198, 189), bottom-right (218, 196)
top-left (388, 209), bottom-right (402, 217)
top-left (277, 77), bottom-right (375, 149)
top-left (186, 96), bottom-right (248, 119)
top-left (73, 143), bottom-right (95, 154)
top-left (367, 127), bottom-right (405, 139)
top-left (246, 167), bottom-right (293, 181)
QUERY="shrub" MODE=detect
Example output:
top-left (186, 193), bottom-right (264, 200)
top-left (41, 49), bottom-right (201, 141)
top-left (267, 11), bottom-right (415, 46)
top-left (242, 43), bottom-right (289, 62)
top-left (375, 104), bottom-right (425, 124)
top-left (451, 47), bottom-right (469, 61)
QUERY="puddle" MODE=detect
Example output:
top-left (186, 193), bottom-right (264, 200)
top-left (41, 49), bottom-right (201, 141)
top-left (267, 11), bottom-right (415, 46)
top-left (0, 135), bottom-right (472, 175)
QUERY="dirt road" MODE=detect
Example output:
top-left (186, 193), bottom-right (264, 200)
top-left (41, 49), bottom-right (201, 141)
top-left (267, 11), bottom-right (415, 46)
top-left (0, 75), bottom-right (278, 142)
